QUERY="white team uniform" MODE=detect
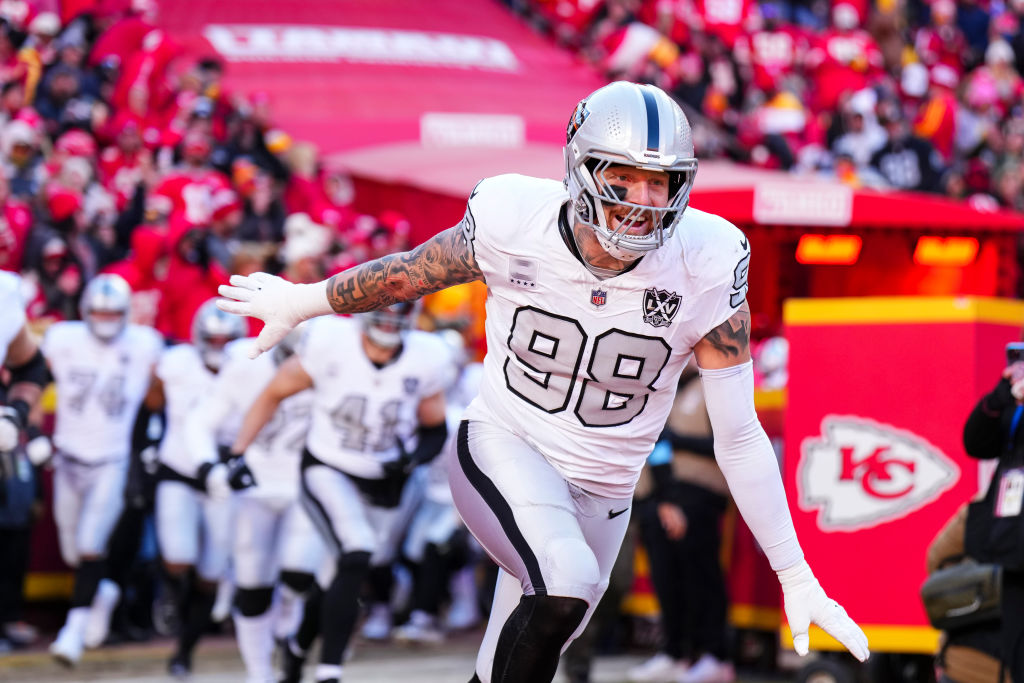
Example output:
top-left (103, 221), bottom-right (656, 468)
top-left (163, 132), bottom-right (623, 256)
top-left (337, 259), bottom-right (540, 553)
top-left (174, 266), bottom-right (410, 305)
top-left (296, 316), bottom-right (454, 562)
top-left (398, 362), bottom-right (483, 564)
top-left (445, 174), bottom-right (749, 679)
top-left (0, 271), bottom-right (24, 367)
top-left (154, 344), bottom-right (234, 579)
top-left (41, 322), bottom-right (163, 565)
top-left (186, 340), bottom-right (325, 588)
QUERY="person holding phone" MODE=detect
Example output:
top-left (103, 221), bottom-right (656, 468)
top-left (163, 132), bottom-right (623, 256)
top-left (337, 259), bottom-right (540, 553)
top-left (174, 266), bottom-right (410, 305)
top-left (960, 340), bottom-right (1024, 681)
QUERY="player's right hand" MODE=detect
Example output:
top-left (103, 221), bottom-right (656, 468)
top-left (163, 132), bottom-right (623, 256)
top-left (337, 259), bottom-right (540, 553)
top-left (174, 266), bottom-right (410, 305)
top-left (197, 462), bottom-right (232, 500)
top-left (217, 272), bottom-right (302, 359)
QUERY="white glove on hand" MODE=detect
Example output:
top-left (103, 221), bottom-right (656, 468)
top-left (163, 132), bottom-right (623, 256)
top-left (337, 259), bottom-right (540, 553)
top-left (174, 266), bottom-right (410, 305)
top-left (203, 463), bottom-right (232, 501)
top-left (26, 434), bottom-right (53, 466)
top-left (778, 560), bottom-right (870, 662)
top-left (217, 273), bottom-right (330, 359)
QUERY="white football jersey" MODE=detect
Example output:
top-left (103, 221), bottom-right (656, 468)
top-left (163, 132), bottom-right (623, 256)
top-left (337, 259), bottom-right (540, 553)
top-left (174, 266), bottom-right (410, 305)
top-left (0, 270), bottom-right (25, 367)
top-left (43, 322), bottom-right (163, 463)
top-left (461, 174), bottom-right (750, 498)
top-left (207, 340), bottom-right (312, 498)
top-left (297, 316), bottom-right (455, 478)
top-left (157, 344), bottom-right (235, 476)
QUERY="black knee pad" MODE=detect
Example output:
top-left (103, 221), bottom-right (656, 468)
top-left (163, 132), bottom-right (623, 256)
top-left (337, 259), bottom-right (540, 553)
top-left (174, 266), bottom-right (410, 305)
top-left (337, 550), bottom-right (371, 577)
top-left (234, 586), bottom-right (274, 617)
top-left (523, 594), bottom-right (589, 642)
top-left (279, 570), bottom-right (316, 596)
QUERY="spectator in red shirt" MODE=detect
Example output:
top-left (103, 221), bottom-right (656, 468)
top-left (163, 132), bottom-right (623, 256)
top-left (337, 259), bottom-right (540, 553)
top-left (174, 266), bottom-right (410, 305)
top-left (0, 173), bottom-right (32, 272)
top-left (803, 2), bottom-right (886, 113)
top-left (155, 214), bottom-right (228, 342)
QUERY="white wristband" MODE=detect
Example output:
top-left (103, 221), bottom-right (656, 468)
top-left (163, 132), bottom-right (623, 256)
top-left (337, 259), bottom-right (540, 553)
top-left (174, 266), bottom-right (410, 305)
top-left (292, 281), bottom-right (333, 321)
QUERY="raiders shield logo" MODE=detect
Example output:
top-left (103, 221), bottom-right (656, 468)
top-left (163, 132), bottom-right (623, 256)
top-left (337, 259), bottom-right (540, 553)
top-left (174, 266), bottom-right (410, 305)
top-left (642, 288), bottom-right (681, 328)
top-left (591, 288), bottom-right (607, 308)
top-left (403, 377), bottom-right (420, 395)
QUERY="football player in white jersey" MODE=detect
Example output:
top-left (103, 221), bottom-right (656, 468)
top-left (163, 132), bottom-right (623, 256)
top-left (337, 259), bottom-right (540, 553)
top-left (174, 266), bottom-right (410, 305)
top-left (218, 81), bottom-right (870, 683)
top-left (229, 304), bottom-right (452, 683)
top-left (144, 299), bottom-right (248, 677)
top-left (41, 274), bottom-right (164, 666)
top-left (184, 326), bottom-right (326, 683)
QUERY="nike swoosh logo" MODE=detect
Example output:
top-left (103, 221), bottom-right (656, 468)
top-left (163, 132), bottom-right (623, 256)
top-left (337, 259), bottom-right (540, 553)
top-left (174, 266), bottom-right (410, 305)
top-left (608, 508), bottom-right (629, 519)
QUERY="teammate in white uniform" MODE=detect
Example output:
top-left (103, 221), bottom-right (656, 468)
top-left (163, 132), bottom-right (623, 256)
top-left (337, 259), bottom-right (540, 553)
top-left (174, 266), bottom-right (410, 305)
top-left (393, 333), bottom-right (483, 645)
top-left (185, 327), bottom-right (325, 683)
top-left (0, 270), bottom-right (48, 455)
top-left (145, 299), bottom-right (247, 677)
top-left (0, 271), bottom-right (50, 652)
top-left (230, 306), bottom-right (452, 683)
top-left (218, 81), bottom-right (870, 683)
top-left (42, 274), bottom-right (164, 666)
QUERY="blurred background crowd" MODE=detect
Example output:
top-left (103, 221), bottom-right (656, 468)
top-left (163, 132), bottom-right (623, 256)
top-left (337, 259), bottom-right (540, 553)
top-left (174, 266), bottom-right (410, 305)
top-left (515, 0), bottom-right (1024, 207)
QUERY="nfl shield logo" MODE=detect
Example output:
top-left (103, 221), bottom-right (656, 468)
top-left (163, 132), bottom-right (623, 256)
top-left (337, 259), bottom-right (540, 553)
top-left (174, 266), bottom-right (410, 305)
top-left (591, 289), bottom-right (607, 308)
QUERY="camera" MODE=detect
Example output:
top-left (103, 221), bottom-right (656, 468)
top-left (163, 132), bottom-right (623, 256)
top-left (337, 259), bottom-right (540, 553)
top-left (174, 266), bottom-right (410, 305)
top-left (1007, 342), bottom-right (1024, 366)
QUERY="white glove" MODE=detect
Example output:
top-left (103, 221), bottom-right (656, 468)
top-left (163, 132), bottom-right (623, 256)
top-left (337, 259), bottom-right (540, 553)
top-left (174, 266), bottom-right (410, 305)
top-left (203, 463), bottom-right (232, 501)
top-left (0, 411), bottom-right (18, 452)
top-left (778, 560), bottom-right (869, 662)
top-left (217, 273), bottom-right (330, 359)
top-left (26, 434), bottom-right (53, 466)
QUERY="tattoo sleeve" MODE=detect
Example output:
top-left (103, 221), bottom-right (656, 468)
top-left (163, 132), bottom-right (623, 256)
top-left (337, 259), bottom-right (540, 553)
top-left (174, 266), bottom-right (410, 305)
top-left (325, 226), bottom-right (483, 314)
top-left (701, 304), bottom-right (752, 361)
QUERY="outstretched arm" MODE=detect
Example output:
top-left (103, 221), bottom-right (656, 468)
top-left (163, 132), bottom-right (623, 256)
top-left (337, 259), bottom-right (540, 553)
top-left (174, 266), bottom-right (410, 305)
top-left (326, 225), bottom-right (482, 312)
top-left (218, 225), bottom-right (482, 357)
top-left (694, 304), bottom-right (869, 663)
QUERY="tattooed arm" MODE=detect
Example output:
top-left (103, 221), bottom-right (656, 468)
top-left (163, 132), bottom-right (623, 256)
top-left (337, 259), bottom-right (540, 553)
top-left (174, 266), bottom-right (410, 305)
top-left (691, 301), bottom-right (752, 369)
top-left (218, 225), bottom-right (482, 358)
top-left (326, 225), bottom-right (482, 313)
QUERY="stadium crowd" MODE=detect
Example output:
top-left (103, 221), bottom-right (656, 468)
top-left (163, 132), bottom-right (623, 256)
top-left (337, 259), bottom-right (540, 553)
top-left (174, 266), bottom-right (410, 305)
top-left (517, 0), bottom-right (1024, 207)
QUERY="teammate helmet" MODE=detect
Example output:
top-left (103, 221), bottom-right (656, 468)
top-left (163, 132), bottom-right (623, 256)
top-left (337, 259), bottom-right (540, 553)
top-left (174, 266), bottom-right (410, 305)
top-left (80, 273), bottom-right (132, 342)
top-left (191, 298), bottom-right (246, 371)
top-left (361, 302), bottom-right (418, 349)
top-left (271, 321), bottom-right (307, 366)
top-left (564, 81), bottom-right (698, 261)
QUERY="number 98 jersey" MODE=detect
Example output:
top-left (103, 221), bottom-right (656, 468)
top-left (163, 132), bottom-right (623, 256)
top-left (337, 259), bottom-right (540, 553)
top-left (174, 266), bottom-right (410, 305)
top-left (462, 174), bottom-right (750, 498)
top-left (298, 316), bottom-right (455, 478)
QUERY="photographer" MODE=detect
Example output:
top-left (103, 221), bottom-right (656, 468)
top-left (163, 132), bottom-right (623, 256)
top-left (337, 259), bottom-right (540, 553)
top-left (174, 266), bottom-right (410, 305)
top-left (962, 345), bottom-right (1024, 681)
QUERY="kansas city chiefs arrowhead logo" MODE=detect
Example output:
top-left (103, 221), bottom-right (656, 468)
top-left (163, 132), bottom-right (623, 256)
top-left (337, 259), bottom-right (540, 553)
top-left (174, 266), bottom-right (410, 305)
top-left (798, 416), bottom-right (959, 532)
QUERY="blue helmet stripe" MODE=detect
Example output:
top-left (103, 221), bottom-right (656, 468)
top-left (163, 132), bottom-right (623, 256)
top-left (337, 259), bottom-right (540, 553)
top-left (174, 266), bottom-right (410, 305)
top-left (640, 87), bottom-right (660, 152)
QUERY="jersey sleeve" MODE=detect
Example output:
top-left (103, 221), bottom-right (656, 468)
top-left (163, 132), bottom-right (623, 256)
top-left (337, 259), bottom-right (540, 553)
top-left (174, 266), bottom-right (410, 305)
top-left (413, 334), bottom-right (457, 397)
top-left (459, 174), bottom-right (567, 285)
top-left (295, 316), bottom-right (344, 380)
top-left (684, 216), bottom-right (751, 340)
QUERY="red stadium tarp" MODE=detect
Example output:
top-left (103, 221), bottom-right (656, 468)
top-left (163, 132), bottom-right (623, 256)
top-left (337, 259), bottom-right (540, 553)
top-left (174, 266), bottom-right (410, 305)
top-left (160, 0), bottom-right (608, 154)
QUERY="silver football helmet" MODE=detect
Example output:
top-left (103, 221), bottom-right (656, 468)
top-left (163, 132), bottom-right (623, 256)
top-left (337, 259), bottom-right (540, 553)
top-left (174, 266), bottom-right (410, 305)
top-left (564, 81), bottom-right (698, 261)
top-left (191, 298), bottom-right (247, 371)
top-left (80, 273), bottom-right (132, 342)
top-left (361, 301), bottom-right (418, 349)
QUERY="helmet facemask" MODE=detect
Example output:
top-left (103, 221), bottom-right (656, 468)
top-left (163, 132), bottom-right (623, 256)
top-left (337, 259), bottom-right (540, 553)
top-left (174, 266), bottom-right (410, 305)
top-left (80, 274), bottom-right (132, 342)
top-left (192, 299), bottom-right (247, 371)
top-left (362, 302), bottom-right (416, 350)
top-left (571, 154), bottom-right (696, 261)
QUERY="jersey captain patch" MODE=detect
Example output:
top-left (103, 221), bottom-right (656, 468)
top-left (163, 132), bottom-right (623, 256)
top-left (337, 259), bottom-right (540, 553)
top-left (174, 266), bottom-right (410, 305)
top-left (642, 287), bottom-right (681, 328)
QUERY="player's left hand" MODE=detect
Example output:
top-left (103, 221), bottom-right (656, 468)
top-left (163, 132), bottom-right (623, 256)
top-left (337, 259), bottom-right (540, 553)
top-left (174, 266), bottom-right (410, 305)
top-left (217, 273), bottom-right (317, 359)
top-left (778, 560), bottom-right (869, 662)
